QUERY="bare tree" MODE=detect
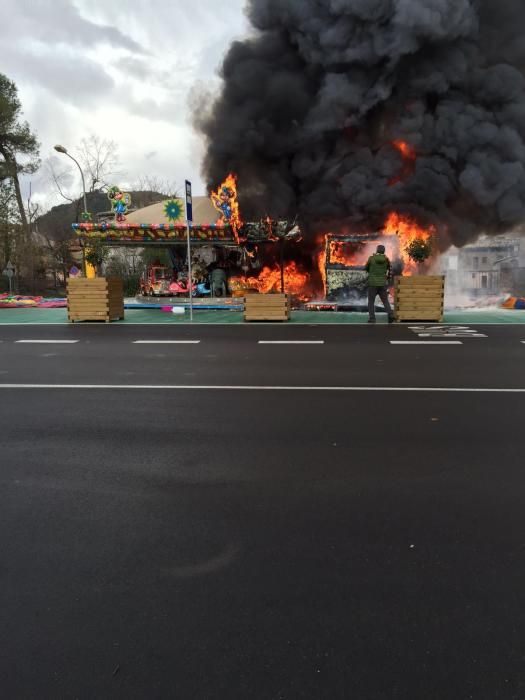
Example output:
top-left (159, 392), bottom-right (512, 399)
top-left (25, 182), bottom-right (42, 293)
top-left (47, 134), bottom-right (123, 206)
top-left (42, 234), bottom-right (72, 290)
top-left (79, 135), bottom-right (121, 192)
top-left (131, 176), bottom-right (181, 208)
top-left (27, 183), bottom-right (41, 226)
top-left (46, 158), bottom-right (77, 203)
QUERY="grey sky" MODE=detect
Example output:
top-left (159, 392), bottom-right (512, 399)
top-left (0, 0), bottom-right (249, 207)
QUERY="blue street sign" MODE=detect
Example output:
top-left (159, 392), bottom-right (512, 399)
top-left (185, 180), bottom-right (193, 223)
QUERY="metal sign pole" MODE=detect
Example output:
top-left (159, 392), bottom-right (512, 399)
top-left (186, 222), bottom-right (193, 322)
top-left (3, 261), bottom-right (15, 295)
top-left (185, 180), bottom-right (194, 323)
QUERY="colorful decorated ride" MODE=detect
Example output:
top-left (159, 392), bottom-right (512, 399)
top-left (140, 265), bottom-right (173, 296)
top-left (107, 186), bottom-right (132, 222)
top-left (139, 264), bottom-right (212, 297)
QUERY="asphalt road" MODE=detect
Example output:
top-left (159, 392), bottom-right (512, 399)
top-left (1, 324), bottom-right (525, 699)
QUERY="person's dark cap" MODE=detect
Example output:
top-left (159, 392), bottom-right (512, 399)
top-left (377, 244), bottom-right (386, 254)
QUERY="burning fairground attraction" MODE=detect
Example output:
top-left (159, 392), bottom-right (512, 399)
top-left (193, 0), bottom-right (525, 304)
top-left (206, 175), bottom-right (436, 307)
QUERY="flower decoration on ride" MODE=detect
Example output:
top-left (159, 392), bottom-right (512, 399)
top-left (108, 186), bottom-right (132, 222)
top-left (80, 211), bottom-right (93, 223)
top-left (163, 198), bottom-right (184, 222)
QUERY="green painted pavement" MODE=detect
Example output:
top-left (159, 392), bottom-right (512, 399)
top-left (1, 307), bottom-right (525, 324)
top-left (443, 310), bottom-right (525, 324)
top-left (0, 308), bottom-right (69, 324)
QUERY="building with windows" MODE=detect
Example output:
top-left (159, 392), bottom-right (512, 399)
top-left (440, 235), bottom-right (525, 298)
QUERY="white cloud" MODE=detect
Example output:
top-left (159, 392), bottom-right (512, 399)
top-left (2, 0), bottom-right (249, 208)
top-left (2, 46), bottom-right (115, 104)
top-left (0, 0), bottom-right (146, 52)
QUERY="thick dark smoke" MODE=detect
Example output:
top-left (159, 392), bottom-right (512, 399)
top-left (196, 0), bottom-right (525, 246)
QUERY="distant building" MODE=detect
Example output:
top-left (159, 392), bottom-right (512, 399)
top-left (440, 234), bottom-right (525, 297)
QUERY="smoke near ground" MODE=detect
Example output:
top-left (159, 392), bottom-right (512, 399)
top-left (196, 0), bottom-right (525, 247)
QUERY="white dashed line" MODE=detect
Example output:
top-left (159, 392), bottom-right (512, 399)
top-left (258, 340), bottom-right (325, 345)
top-left (417, 333), bottom-right (487, 338)
top-left (133, 340), bottom-right (201, 344)
top-left (390, 341), bottom-right (463, 345)
top-left (15, 340), bottom-right (79, 344)
top-left (0, 384), bottom-right (523, 393)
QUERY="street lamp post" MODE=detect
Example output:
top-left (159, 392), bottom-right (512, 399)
top-left (54, 145), bottom-right (88, 216)
top-left (54, 144), bottom-right (91, 277)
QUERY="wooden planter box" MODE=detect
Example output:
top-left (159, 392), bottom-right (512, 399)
top-left (67, 277), bottom-right (124, 323)
top-left (244, 293), bottom-right (291, 322)
top-left (395, 275), bottom-right (445, 322)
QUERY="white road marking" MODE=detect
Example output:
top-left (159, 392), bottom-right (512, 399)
top-left (0, 384), bottom-right (523, 393)
top-left (410, 326), bottom-right (487, 339)
top-left (15, 340), bottom-right (79, 344)
top-left (390, 341), bottom-right (463, 345)
top-left (132, 340), bottom-right (201, 344)
top-left (258, 340), bottom-right (325, 345)
top-left (417, 333), bottom-right (487, 338)
top-left (410, 326), bottom-right (470, 330)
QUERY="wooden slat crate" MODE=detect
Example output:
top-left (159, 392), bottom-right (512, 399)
top-left (67, 277), bottom-right (124, 323)
top-left (244, 293), bottom-right (291, 322)
top-left (395, 275), bottom-right (445, 322)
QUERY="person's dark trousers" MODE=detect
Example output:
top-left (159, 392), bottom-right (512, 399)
top-left (212, 281), bottom-right (228, 297)
top-left (368, 285), bottom-right (394, 320)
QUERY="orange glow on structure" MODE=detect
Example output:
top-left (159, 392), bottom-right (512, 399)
top-left (230, 261), bottom-right (310, 298)
top-left (328, 241), bottom-right (362, 267)
top-left (383, 212), bottom-right (435, 273)
top-left (317, 248), bottom-right (327, 297)
top-left (316, 235), bottom-right (328, 297)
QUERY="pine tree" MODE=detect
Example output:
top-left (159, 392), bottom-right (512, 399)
top-left (0, 178), bottom-right (20, 272)
top-left (0, 73), bottom-right (40, 230)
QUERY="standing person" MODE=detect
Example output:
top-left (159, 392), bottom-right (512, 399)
top-left (366, 244), bottom-right (395, 323)
top-left (211, 264), bottom-right (228, 297)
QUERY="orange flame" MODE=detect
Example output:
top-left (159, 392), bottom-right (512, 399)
top-left (317, 242), bottom-right (327, 297)
top-left (230, 261), bottom-right (310, 297)
top-left (383, 212), bottom-right (435, 274)
top-left (392, 140), bottom-right (416, 160)
top-left (389, 140), bottom-right (416, 186)
top-left (211, 173), bottom-right (243, 240)
top-left (328, 241), bottom-right (363, 267)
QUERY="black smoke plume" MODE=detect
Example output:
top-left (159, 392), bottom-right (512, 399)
top-left (196, 0), bottom-right (525, 247)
